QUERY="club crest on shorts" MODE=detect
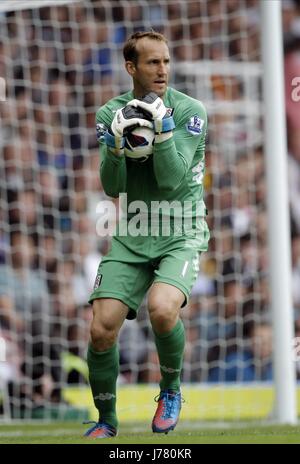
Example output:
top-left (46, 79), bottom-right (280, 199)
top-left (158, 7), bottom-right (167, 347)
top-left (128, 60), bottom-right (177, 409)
top-left (186, 115), bottom-right (204, 136)
top-left (93, 273), bottom-right (102, 290)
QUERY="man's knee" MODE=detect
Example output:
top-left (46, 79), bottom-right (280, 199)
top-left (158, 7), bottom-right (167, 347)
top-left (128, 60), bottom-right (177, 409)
top-left (90, 298), bottom-right (128, 351)
top-left (148, 283), bottom-right (184, 333)
top-left (148, 297), bottom-right (180, 333)
top-left (149, 297), bottom-right (174, 320)
top-left (90, 319), bottom-right (119, 350)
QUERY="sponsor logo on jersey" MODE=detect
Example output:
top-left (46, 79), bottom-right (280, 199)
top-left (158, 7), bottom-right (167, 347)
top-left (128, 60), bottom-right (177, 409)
top-left (186, 114), bottom-right (204, 135)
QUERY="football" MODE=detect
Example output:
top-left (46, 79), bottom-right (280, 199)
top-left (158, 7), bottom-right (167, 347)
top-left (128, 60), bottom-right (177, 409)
top-left (124, 126), bottom-right (155, 161)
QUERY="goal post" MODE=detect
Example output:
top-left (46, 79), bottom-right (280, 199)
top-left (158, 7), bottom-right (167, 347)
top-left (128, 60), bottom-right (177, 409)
top-left (0, 0), bottom-right (82, 13)
top-left (260, 0), bottom-right (297, 425)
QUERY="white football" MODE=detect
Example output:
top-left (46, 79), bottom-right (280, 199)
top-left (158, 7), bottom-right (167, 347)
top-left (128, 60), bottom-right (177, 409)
top-left (124, 126), bottom-right (155, 161)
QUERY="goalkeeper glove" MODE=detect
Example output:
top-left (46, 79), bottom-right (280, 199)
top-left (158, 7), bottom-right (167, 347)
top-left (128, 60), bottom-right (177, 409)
top-left (127, 92), bottom-right (175, 139)
top-left (105, 106), bottom-right (153, 155)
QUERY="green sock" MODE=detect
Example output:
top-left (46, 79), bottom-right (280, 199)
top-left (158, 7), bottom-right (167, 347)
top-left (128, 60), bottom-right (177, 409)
top-left (87, 343), bottom-right (119, 429)
top-left (153, 319), bottom-right (185, 392)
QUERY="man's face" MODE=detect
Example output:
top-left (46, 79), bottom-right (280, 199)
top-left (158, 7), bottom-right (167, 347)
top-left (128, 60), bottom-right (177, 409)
top-left (127, 38), bottom-right (170, 98)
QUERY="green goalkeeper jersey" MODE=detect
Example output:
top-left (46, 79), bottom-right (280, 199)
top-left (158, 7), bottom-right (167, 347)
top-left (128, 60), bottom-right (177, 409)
top-left (95, 86), bottom-right (208, 229)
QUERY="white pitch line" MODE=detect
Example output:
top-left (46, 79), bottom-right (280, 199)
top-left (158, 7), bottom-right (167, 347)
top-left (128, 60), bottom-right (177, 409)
top-left (0, 420), bottom-right (287, 438)
top-left (0, 428), bottom-right (77, 437)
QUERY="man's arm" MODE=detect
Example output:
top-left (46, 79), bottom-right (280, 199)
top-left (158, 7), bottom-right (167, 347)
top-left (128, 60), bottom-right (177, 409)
top-left (96, 105), bottom-right (153, 198)
top-left (128, 93), bottom-right (207, 191)
top-left (96, 109), bottom-right (127, 198)
top-left (99, 143), bottom-right (127, 198)
top-left (153, 104), bottom-right (207, 191)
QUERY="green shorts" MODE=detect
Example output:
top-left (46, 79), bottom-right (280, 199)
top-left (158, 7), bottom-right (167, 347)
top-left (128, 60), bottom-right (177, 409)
top-left (89, 219), bottom-right (210, 319)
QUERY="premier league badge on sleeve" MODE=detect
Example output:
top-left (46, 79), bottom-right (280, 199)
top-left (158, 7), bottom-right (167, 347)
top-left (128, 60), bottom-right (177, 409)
top-left (186, 115), bottom-right (204, 136)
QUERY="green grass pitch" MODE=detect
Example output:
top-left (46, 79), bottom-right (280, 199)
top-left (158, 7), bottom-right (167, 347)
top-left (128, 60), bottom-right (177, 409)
top-left (0, 421), bottom-right (300, 444)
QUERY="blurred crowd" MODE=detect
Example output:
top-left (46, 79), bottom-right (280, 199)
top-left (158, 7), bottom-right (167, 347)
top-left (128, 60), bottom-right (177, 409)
top-left (1, 0), bottom-right (300, 417)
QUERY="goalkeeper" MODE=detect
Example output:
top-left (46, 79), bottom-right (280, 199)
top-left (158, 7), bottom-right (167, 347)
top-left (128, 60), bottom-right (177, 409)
top-left (84, 31), bottom-right (209, 439)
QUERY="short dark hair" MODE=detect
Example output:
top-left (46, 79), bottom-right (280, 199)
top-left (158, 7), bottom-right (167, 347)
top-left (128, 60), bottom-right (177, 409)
top-left (123, 31), bottom-right (168, 64)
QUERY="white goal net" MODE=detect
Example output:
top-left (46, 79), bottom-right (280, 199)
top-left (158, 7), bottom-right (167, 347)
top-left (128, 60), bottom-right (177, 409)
top-left (0, 0), bottom-right (299, 422)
